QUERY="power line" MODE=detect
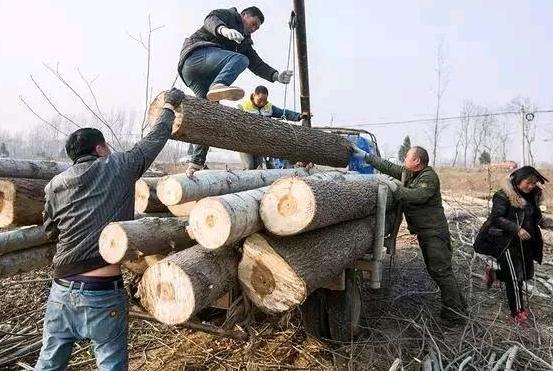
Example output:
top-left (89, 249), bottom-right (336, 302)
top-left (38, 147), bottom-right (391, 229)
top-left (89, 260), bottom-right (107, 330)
top-left (335, 109), bottom-right (553, 128)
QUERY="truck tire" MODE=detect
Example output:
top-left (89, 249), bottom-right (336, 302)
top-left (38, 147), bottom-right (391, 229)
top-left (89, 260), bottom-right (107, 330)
top-left (326, 269), bottom-right (362, 342)
top-left (300, 288), bottom-right (331, 339)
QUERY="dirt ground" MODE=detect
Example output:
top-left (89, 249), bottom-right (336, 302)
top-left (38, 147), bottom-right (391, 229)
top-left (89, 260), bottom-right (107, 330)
top-left (2, 167), bottom-right (553, 370)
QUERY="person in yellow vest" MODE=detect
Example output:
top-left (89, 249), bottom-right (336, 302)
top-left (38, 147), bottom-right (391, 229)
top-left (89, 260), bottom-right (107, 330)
top-left (238, 85), bottom-right (302, 169)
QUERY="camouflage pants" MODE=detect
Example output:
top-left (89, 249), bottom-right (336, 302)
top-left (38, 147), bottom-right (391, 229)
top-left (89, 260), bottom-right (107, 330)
top-left (417, 233), bottom-right (466, 315)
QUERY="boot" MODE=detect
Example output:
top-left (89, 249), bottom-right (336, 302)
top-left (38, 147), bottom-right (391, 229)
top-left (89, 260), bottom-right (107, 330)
top-left (206, 83), bottom-right (245, 102)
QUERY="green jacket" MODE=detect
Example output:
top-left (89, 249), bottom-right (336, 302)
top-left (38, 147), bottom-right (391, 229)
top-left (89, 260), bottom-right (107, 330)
top-left (366, 154), bottom-right (449, 237)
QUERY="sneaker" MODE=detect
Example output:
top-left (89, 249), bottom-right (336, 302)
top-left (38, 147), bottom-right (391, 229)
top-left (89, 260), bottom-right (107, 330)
top-left (206, 83), bottom-right (245, 102)
top-left (483, 265), bottom-right (496, 289)
top-left (518, 311), bottom-right (528, 322)
top-left (185, 162), bottom-right (204, 177)
top-left (508, 312), bottom-right (529, 326)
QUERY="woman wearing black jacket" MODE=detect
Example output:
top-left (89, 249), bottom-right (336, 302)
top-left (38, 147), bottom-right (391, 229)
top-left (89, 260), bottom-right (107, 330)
top-left (474, 166), bottom-right (551, 324)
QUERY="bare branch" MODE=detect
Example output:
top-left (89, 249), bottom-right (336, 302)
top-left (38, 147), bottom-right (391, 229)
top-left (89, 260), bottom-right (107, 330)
top-left (18, 95), bottom-right (69, 137)
top-left (77, 68), bottom-right (108, 124)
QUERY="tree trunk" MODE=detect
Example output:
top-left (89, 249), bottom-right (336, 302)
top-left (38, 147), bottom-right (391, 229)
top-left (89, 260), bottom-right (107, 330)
top-left (138, 244), bottom-right (240, 325)
top-left (148, 92), bottom-right (352, 167)
top-left (0, 178), bottom-right (48, 228)
top-left (0, 225), bottom-right (49, 255)
top-left (135, 178), bottom-right (169, 214)
top-left (99, 217), bottom-right (194, 264)
top-left (239, 218), bottom-right (375, 314)
top-left (157, 168), bottom-right (315, 206)
top-left (167, 202), bottom-right (197, 217)
top-left (0, 244), bottom-right (55, 278)
top-left (261, 173), bottom-right (384, 236)
top-left (188, 187), bottom-right (267, 249)
top-left (0, 159), bottom-right (69, 180)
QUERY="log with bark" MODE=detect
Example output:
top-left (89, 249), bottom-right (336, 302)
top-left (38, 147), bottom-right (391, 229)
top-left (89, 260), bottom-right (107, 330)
top-left (157, 168), bottom-right (314, 206)
top-left (0, 244), bottom-right (55, 278)
top-left (99, 217), bottom-right (194, 264)
top-left (148, 91), bottom-right (352, 167)
top-left (0, 178), bottom-right (48, 228)
top-left (0, 159), bottom-right (69, 180)
top-left (0, 225), bottom-right (49, 255)
top-left (135, 178), bottom-right (169, 214)
top-left (188, 187), bottom-right (267, 249)
top-left (261, 173), bottom-right (384, 236)
top-left (238, 218), bottom-right (375, 314)
top-left (138, 244), bottom-right (240, 325)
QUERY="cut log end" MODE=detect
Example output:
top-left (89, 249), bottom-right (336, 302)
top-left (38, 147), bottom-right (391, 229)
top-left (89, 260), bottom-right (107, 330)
top-left (167, 201), bottom-right (197, 217)
top-left (98, 224), bottom-right (129, 264)
top-left (188, 198), bottom-right (231, 250)
top-left (239, 233), bottom-right (306, 314)
top-left (140, 261), bottom-right (196, 325)
top-left (147, 92), bottom-right (184, 134)
top-left (134, 179), bottom-right (150, 213)
top-left (157, 177), bottom-right (184, 206)
top-left (0, 183), bottom-right (15, 228)
top-left (260, 177), bottom-right (316, 236)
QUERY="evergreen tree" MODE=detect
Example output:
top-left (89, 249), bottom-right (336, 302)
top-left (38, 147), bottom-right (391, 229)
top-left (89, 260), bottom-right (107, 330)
top-left (398, 136), bottom-right (411, 162)
top-left (479, 150), bottom-right (491, 165)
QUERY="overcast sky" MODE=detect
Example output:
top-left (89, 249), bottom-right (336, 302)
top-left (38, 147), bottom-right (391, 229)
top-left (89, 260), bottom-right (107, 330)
top-left (1, 0), bottom-right (553, 163)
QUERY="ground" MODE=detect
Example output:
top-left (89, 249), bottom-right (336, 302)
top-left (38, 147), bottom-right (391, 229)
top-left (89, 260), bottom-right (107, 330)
top-left (1, 167), bottom-right (553, 370)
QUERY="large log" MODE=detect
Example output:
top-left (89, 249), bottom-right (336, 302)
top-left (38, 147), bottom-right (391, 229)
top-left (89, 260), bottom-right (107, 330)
top-left (135, 178), bottom-right (169, 214)
top-left (167, 201), bottom-right (197, 217)
top-left (188, 187), bottom-right (267, 249)
top-left (238, 218), bottom-right (375, 314)
top-left (261, 173), bottom-right (382, 236)
top-left (148, 91), bottom-right (352, 167)
top-left (157, 168), bottom-right (314, 206)
top-left (0, 178), bottom-right (47, 228)
top-left (138, 244), bottom-right (240, 325)
top-left (0, 159), bottom-right (69, 180)
top-left (99, 217), bottom-right (194, 264)
top-left (0, 244), bottom-right (55, 278)
top-left (0, 225), bottom-right (49, 255)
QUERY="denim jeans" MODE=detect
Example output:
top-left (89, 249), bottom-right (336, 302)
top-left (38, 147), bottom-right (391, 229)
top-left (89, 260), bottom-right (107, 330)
top-left (181, 47), bottom-right (249, 166)
top-left (35, 281), bottom-right (128, 371)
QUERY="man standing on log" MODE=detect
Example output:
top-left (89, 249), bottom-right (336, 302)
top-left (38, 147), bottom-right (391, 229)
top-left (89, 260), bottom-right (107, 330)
top-left (353, 145), bottom-right (467, 323)
top-left (177, 6), bottom-right (294, 176)
top-left (34, 89), bottom-right (186, 370)
top-left (238, 85), bottom-right (302, 169)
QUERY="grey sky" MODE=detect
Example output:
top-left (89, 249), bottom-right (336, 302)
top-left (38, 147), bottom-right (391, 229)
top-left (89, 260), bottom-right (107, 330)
top-left (1, 0), bottom-right (552, 163)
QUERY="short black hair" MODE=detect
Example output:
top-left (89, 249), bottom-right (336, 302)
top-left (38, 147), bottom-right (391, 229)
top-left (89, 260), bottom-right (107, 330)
top-left (254, 85), bottom-right (269, 95)
top-left (242, 6), bottom-right (264, 24)
top-left (411, 146), bottom-right (429, 167)
top-left (65, 128), bottom-right (106, 162)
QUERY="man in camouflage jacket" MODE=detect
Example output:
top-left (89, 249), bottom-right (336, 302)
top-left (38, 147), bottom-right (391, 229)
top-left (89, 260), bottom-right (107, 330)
top-left (354, 145), bottom-right (466, 322)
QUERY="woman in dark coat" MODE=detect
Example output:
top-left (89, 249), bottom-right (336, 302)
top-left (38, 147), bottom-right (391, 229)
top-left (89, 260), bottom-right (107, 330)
top-left (474, 166), bottom-right (551, 324)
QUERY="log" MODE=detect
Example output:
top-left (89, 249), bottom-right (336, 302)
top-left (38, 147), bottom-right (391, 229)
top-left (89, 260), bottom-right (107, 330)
top-left (0, 159), bottom-right (69, 180)
top-left (0, 244), bottom-right (55, 278)
top-left (138, 244), bottom-right (240, 325)
top-left (0, 225), bottom-right (49, 255)
top-left (188, 187), bottom-right (267, 249)
top-left (260, 173), bottom-right (382, 236)
top-left (135, 178), bottom-right (169, 214)
top-left (0, 178), bottom-right (47, 228)
top-left (148, 91), bottom-right (352, 167)
top-left (167, 201), bottom-right (197, 217)
top-left (99, 217), bottom-right (194, 264)
top-left (238, 218), bottom-right (375, 314)
top-left (157, 168), bottom-right (315, 206)
top-left (123, 255), bottom-right (165, 275)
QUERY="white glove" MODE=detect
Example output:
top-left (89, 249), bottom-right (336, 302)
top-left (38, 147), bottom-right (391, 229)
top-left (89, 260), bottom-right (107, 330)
top-left (219, 26), bottom-right (244, 43)
top-left (277, 70), bottom-right (293, 84)
top-left (375, 174), bottom-right (400, 193)
top-left (351, 144), bottom-right (368, 159)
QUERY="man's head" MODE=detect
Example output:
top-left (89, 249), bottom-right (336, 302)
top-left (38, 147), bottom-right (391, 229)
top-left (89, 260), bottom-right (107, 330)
top-left (65, 128), bottom-right (110, 162)
top-left (404, 146), bottom-right (429, 172)
top-left (241, 6), bottom-right (264, 35)
top-left (252, 85), bottom-right (269, 107)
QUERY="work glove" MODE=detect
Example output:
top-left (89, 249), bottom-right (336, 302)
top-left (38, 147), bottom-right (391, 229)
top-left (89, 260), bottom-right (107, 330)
top-left (351, 144), bottom-right (369, 159)
top-left (219, 26), bottom-right (244, 43)
top-left (276, 70), bottom-right (294, 84)
top-left (164, 88), bottom-right (186, 108)
top-left (375, 175), bottom-right (400, 194)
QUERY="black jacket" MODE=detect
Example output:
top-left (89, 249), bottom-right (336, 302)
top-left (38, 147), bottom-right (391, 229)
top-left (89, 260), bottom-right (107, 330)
top-left (177, 8), bottom-right (278, 84)
top-left (474, 178), bottom-right (545, 263)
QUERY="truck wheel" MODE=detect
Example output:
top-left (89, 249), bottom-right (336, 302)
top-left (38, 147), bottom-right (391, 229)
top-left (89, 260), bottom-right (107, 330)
top-left (326, 269), bottom-right (362, 342)
top-left (300, 288), bottom-right (330, 339)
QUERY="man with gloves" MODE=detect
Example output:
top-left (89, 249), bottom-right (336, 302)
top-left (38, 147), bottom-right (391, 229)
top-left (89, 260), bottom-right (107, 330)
top-left (353, 145), bottom-right (467, 323)
top-left (177, 6), bottom-right (293, 175)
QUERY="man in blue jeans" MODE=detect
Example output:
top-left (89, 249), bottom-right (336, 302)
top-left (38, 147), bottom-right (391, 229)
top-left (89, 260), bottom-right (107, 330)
top-left (34, 88), bottom-right (186, 371)
top-left (177, 6), bottom-right (293, 175)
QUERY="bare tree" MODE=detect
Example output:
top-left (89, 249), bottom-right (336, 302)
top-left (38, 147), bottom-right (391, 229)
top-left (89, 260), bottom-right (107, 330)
top-left (470, 106), bottom-right (494, 167)
top-left (430, 39), bottom-right (449, 167)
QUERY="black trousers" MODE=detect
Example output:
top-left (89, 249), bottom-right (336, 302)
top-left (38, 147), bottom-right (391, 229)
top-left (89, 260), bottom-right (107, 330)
top-left (496, 242), bottom-right (533, 316)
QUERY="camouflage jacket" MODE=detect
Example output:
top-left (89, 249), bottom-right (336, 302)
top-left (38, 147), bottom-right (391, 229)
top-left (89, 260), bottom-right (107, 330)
top-left (366, 154), bottom-right (449, 237)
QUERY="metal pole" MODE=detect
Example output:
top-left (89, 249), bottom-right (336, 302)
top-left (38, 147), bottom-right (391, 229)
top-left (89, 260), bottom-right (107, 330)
top-left (293, 0), bottom-right (311, 127)
top-left (520, 106), bottom-right (526, 166)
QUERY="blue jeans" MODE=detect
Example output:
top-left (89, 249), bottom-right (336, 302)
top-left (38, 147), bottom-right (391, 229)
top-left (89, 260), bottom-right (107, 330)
top-left (181, 47), bottom-right (249, 166)
top-left (35, 281), bottom-right (128, 371)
